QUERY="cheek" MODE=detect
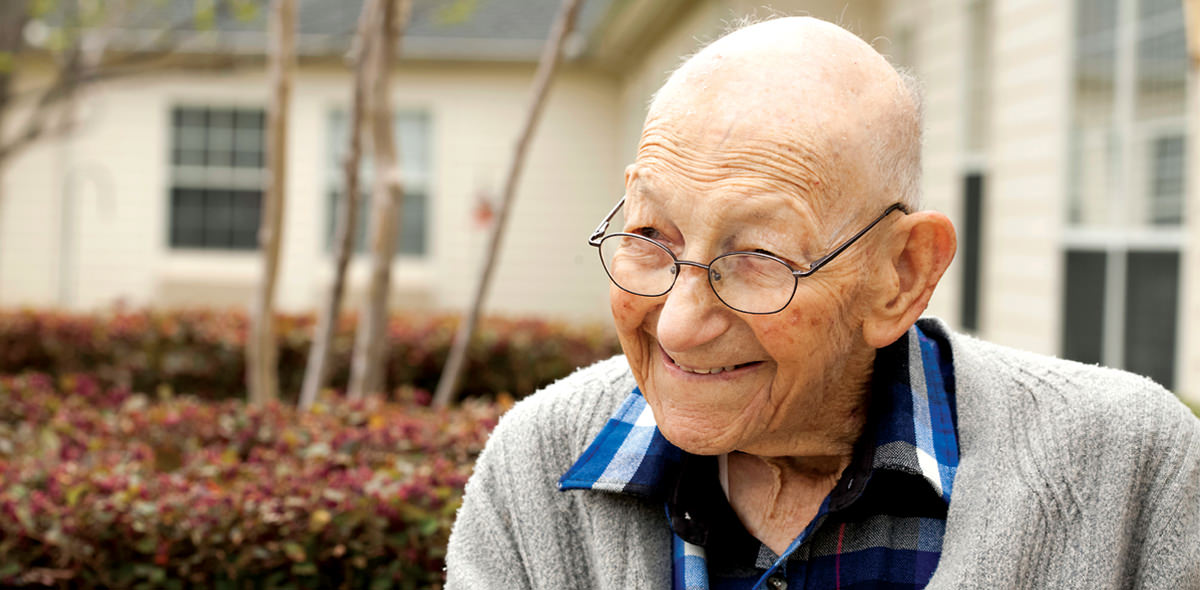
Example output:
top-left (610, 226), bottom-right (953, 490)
top-left (757, 307), bottom-right (822, 347)
top-left (609, 287), bottom-right (659, 382)
top-left (754, 294), bottom-right (853, 364)
top-left (756, 321), bottom-right (807, 369)
top-left (609, 286), bottom-right (646, 330)
top-left (609, 287), bottom-right (659, 350)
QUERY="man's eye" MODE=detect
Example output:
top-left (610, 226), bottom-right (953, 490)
top-left (635, 227), bottom-right (664, 241)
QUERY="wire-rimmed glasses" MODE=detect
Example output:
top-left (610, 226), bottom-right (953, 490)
top-left (587, 197), bottom-right (908, 314)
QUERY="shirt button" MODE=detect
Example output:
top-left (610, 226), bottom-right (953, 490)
top-left (766, 574), bottom-right (787, 590)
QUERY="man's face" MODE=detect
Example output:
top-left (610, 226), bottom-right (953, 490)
top-left (609, 17), bottom-right (914, 458)
top-left (613, 112), bottom-right (880, 458)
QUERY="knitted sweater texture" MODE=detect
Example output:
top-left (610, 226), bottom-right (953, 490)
top-left (445, 319), bottom-right (1200, 589)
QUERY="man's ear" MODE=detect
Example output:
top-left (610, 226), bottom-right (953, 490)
top-left (861, 210), bottom-right (957, 348)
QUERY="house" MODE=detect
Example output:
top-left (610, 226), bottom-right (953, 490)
top-left (1, 0), bottom-right (1195, 402)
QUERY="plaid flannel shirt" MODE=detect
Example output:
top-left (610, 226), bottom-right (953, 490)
top-left (559, 324), bottom-right (958, 590)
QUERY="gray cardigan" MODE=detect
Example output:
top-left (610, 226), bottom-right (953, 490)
top-left (446, 319), bottom-right (1200, 588)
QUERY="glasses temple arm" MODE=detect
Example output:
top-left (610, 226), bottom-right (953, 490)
top-left (797, 203), bottom-right (908, 276)
top-left (588, 196), bottom-right (626, 246)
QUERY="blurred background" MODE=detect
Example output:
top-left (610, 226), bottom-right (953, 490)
top-left (0, 0), bottom-right (1195, 402)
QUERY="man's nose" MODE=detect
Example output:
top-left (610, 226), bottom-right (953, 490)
top-left (655, 263), bottom-right (730, 352)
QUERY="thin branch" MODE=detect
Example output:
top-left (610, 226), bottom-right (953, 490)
top-left (346, 0), bottom-right (412, 400)
top-left (432, 0), bottom-right (585, 407)
top-left (246, 0), bottom-right (296, 404)
top-left (298, 0), bottom-right (377, 410)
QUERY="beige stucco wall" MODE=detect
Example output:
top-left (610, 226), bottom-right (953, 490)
top-left (0, 61), bottom-right (623, 322)
top-left (980, 0), bottom-right (1069, 356)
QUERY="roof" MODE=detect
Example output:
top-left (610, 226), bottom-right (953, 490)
top-left (40, 0), bottom-right (618, 62)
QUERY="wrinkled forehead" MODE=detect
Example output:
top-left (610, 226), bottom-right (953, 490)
top-left (631, 84), bottom-right (866, 225)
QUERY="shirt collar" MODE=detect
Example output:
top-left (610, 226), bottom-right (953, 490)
top-left (556, 386), bottom-right (682, 498)
top-left (559, 322), bottom-right (958, 504)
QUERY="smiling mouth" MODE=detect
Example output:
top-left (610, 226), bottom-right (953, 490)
top-left (661, 347), bottom-right (763, 376)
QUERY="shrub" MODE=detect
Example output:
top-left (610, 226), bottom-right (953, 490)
top-left (0, 372), bottom-right (505, 589)
top-left (0, 308), bottom-right (621, 402)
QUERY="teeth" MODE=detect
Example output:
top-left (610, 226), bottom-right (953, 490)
top-left (674, 361), bottom-right (738, 375)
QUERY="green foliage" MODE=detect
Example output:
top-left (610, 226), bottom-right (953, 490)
top-left (192, 0), bottom-right (217, 31)
top-left (230, 0), bottom-right (259, 23)
top-left (0, 372), bottom-right (505, 588)
top-left (0, 308), bottom-right (622, 403)
top-left (191, 0), bottom-right (260, 31)
top-left (28, 0), bottom-right (56, 19)
top-left (434, 0), bottom-right (479, 26)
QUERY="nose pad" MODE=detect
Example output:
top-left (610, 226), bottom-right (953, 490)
top-left (669, 265), bottom-right (678, 277)
top-left (709, 268), bottom-right (721, 282)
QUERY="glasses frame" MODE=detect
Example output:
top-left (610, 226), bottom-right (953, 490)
top-left (587, 197), bottom-right (909, 314)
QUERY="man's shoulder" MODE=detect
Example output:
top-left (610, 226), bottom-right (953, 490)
top-left (920, 317), bottom-right (1199, 458)
top-left (922, 319), bottom-right (1200, 586)
top-left (945, 324), bottom-right (1185, 417)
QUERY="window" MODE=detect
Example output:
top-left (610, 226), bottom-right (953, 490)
top-left (1062, 250), bottom-right (1106, 365)
top-left (1063, 0), bottom-right (1188, 389)
top-left (1061, 248), bottom-right (1180, 388)
top-left (960, 172), bottom-right (984, 332)
top-left (325, 110), bottom-right (430, 256)
top-left (168, 107), bottom-right (265, 250)
top-left (1149, 134), bottom-right (1184, 225)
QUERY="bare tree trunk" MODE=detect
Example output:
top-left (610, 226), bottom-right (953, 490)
top-left (347, 0), bottom-right (411, 400)
top-left (432, 0), bottom-right (585, 407)
top-left (298, 0), bottom-right (377, 411)
top-left (247, 0), bottom-right (296, 405)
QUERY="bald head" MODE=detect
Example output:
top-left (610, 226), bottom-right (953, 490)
top-left (640, 17), bottom-right (922, 225)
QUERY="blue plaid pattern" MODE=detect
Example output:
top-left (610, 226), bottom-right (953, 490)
top-left (673, 525), bottom-right (710, 590)
top-left (871, 327), bottom-right (958, 502)
top-left (560, 324), bottom-right (958, 590)
top-left (557, 389), bottom-right (682, 496)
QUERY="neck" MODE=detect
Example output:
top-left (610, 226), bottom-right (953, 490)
top-left (723, 344), bottom-right (876, 555)
top-left (725, 451), bottom-right (850, 555)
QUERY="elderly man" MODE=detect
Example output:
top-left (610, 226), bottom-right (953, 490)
top-left (446, 16), bottom-right (1200, 589)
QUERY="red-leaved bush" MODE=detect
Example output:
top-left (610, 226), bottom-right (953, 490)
top-left (0, 372), bottom-right (506, 588)
top-left (0, 308), bottom-right (621, 402)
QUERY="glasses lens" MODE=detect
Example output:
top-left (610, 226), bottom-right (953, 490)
top-left (599, 234), bottom-right (676, 296)
top-left (709, 253), bottom-right (796, 313)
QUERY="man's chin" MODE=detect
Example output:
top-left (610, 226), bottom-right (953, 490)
top-left (656, 420), bottom-right (741, 456)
